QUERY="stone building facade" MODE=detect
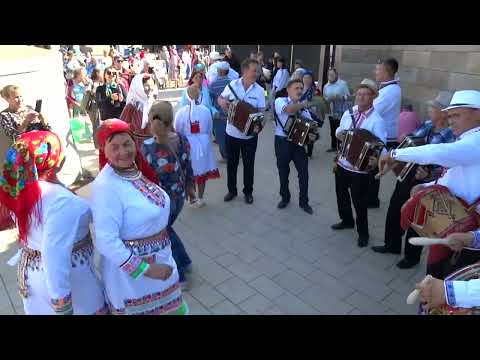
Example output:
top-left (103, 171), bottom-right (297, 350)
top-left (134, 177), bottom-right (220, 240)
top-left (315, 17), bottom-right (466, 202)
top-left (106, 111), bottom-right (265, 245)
top-left (335, 45), bottom-right (480, 117)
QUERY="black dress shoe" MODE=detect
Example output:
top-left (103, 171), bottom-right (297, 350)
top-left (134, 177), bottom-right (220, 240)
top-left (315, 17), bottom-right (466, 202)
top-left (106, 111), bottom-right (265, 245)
top-left (244, 194), bottom-right (254, 204)
top-left (396, 258), bottom-right (419, 269)
top-left (326, 148), bottom-right (337, 153)
top-left (277, 199), bottom-right (289, 209)
top-left (331, 221), bottom-right (354, 230)
top-left (371, 246), bottom-right (401, 254)
top-left (358, 235), bottom-right (369, 247)
top-left (224, 192), bottom-right (237, 202)
top-left (300, 204), bottom-right (313, 215)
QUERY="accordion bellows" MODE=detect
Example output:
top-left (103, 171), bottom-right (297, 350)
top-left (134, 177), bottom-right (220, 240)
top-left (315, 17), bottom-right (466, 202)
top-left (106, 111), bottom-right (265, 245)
top-left (400, 185), bottom-right (480, 264)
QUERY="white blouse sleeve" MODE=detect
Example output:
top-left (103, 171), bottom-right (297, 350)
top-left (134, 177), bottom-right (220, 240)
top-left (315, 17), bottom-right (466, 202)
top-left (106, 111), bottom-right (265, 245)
top-left (392, 137), bottom-right (477, 168)
top-left (174, 108), bottom-right (187, 135)
top-left (90, 183), bottom-right (149, 279)
top-left (445, 279), bottom-right (480, 309)
top-left (41, 195), bottom-right (80, 314)
top-left (335, 110), bottom-right (351, 137)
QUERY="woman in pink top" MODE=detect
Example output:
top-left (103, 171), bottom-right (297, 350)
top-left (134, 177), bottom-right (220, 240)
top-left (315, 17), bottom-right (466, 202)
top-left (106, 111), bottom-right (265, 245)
top-left (397, 104), bottom-right (421, 143)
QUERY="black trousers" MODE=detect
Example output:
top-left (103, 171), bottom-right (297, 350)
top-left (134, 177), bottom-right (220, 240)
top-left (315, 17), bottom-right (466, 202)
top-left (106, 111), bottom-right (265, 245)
top-left (367, 140), bottom-right (400, 206)
top-left (274, 136), bottom-right (309, 206)
top-left (329, 117), bottom-right (340, 149)
top-left (384, 179), bottom-right (423, 262)
top-left (306, 142), bottom-right (314, 157)
top-left (334, 166), bottom-right (370, 237)
top-left (225, 134), bottom-right (258, 195)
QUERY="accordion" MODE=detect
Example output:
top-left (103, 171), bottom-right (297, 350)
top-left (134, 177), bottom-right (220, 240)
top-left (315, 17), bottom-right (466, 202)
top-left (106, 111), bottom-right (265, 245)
top-left (338, 128), bottom-right (384, 172)
top-left (401, 184), bottom-right (480, 266)
top-left (227, 100), bottom-right (265, 136)
top-left (284, 114), bottom-right (319, 146)
top-left (392, 136), bottom-right (427, 182)
top-left (421, 262), bottom-right (480, 315)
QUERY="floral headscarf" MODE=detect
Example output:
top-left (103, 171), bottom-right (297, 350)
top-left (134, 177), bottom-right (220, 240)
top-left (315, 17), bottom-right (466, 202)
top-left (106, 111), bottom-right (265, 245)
top-left (0, 131), bottom-right (64, 244)
top-left (96, 119), bottom-right (158, 184)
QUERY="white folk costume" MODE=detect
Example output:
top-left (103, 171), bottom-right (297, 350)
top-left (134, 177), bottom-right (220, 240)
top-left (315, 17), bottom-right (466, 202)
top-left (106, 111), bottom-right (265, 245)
top-left (374, 79), bottom-right (402, 143)
top-left (174, 96), bottom-right (220, 184)
top-left (0, 131), bottom-right (107, 315)
top-left (119, 74), bottom-right (155, 147)
top-left (392, 90), bottom-right (480, 310)
top-left (90, 119), bottom-right (188, 315)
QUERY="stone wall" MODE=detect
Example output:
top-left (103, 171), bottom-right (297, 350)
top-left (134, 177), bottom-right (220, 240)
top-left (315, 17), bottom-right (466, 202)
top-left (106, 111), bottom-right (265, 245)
top-left (336, 45), bottom-right (480, 117)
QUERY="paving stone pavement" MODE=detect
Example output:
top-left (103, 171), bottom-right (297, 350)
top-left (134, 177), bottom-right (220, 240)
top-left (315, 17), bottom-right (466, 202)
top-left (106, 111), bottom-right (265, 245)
top-left (0, 93), bottom-right (428, 315)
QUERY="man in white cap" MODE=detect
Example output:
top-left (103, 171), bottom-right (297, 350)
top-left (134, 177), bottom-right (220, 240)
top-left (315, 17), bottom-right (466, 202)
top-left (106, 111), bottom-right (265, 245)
top-left (372, 91), bottom-right (455, 267)
top-left (379, 90), bottom-right (480, 282)
top-left (331, 79), bottom-right (388, 247)
top-left (208, 61), bottom-right (232, 161)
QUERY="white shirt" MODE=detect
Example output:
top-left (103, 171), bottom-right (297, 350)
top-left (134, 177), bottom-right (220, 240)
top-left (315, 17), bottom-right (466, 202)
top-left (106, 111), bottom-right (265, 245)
top-left (336, 105), bottom-right (388, 173)
top-left (27, 181), bottom-right (92, 302)
top-left (274, 97), bottom-right (312, 137)
top-left (392, 126), bottom-right (480, 208)
top-left (221, 78), bottom-right (266, 140)
top-left (206, 62), bottom-right (239, 84)
top-left (446, 278), bottom-right (480, 309)
top-left (373, 80), bottom-right (401, 140)
top-left (323, 79), bottom-right (350, 101)
top-left (272, 69), bottom-right (289, 92)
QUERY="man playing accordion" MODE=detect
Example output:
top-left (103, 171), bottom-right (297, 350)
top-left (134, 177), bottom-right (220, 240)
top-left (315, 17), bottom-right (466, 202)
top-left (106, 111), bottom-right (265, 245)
top-left (273, 79), bottom-right (319, 214)
top-left (331, 79), bottom-right (388, 248)
top-left (217, 58), bottom-right (266, 205)
top-left (372, 91), bottom-right (455, 270)
top-left (379, 90), bottom-right (480, 286)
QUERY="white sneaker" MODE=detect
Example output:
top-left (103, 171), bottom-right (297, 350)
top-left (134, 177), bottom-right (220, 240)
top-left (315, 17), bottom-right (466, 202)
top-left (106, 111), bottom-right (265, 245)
top-left (195, 199), bottom-right (206, 208)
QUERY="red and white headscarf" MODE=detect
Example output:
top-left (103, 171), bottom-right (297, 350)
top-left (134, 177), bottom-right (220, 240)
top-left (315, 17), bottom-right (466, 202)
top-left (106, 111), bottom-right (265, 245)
top-left (0, 131), bottom-right (64, 244)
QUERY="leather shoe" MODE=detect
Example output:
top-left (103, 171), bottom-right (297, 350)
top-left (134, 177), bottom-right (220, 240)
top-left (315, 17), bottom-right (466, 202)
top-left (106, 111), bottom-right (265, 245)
top-left (277, 199), bottom-right (289, 209)
top-left (300, 204), bottom-right (313, 215)
top-left (331, 221), bottom-right (354, 230)
top-left (396, 258), bottom-right (419, 269)
top-left (371, 245), bottom-right (401, 255)
top-left (326, 148), bottom-right (336, 153)
top-left (224, 192), bottom-right (237, 202)
top-left (244, 194), bottom-right (254, 204)
top-left (358, 235), bottom-right (369, 247)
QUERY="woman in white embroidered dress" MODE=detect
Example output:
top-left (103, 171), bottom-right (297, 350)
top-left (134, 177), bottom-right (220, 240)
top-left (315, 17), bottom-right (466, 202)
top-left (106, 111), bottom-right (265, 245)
top-left (119, 73), bottom-right (157, 148)
top-left (0, 131), bottom-right (107, 315)
top-left (90, 119), bottom-right (188, 315)
top-left (174, 86), bottom-right (220, 208)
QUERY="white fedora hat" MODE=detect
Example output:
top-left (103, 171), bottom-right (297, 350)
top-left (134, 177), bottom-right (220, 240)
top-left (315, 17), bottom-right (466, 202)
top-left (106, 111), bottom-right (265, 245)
top-left (442, 90), bottom-right (480, 111)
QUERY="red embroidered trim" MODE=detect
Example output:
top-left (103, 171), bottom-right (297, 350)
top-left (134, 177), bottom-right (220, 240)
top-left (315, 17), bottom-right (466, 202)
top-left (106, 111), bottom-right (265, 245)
top-left (131, 176), bottom-right (166, 208)
top-left (194, 169), bottom-right (220, 185)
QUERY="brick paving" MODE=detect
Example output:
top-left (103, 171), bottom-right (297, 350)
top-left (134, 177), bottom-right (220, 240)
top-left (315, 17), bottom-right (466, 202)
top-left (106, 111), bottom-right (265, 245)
top-left (0, 89), bottom-right (427, 315)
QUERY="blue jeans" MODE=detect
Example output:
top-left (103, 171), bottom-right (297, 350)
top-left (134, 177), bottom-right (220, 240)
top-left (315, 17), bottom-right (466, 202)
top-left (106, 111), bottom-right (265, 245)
top-left (213, 116), bottom-right (227, 159)
top-left (168, 195), bottom-right (192, 282)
